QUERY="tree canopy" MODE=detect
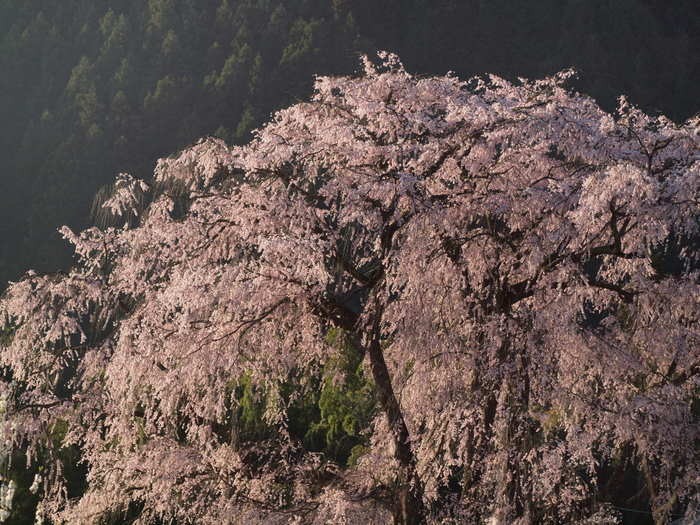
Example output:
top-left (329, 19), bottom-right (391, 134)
top-left (0, 0), bottom-right (698, 289)
top-left (0, 54), bottom-right (698, 524)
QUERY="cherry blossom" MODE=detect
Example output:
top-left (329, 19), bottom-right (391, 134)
top-left (0, 53), bottom-right (697, 524)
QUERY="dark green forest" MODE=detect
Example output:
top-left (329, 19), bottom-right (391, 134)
top-left (0, 0), bottom-right (698, 288)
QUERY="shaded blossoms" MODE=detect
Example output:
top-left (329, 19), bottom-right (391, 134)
top-left (0, 54), bottom-right (698, 524)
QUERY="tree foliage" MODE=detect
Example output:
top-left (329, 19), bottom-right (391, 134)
top-left (0, 54), bottom-right (698, 524)
top-left (0, 0), bottom-right (698, 289)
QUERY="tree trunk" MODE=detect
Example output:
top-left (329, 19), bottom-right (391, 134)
top-left (364, 301), bottom-right (425, 525)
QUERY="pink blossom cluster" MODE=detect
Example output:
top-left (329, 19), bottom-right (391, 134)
top-left (0, 53), bottom-right (697, 524)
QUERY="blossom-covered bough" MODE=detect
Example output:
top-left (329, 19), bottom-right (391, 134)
top-left (0, 53), bottom-right (698, 524)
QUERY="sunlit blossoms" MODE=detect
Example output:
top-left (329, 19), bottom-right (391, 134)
top-left (0, 54), bottom-right (698, 524)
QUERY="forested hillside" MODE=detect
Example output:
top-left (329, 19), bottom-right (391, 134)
top-left (0, 0), bottom-right (363, 285)
top-left (0, 0), bottom-right (698, 287)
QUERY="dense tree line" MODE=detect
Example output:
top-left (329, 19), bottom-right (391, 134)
top-left (0, 0), bottom-right (363, 285)
top-left (0, 0), bottom-right (698, 288)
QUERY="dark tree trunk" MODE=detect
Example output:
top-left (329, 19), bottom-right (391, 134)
top-left (363, 300), bottom-right (425, 525)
